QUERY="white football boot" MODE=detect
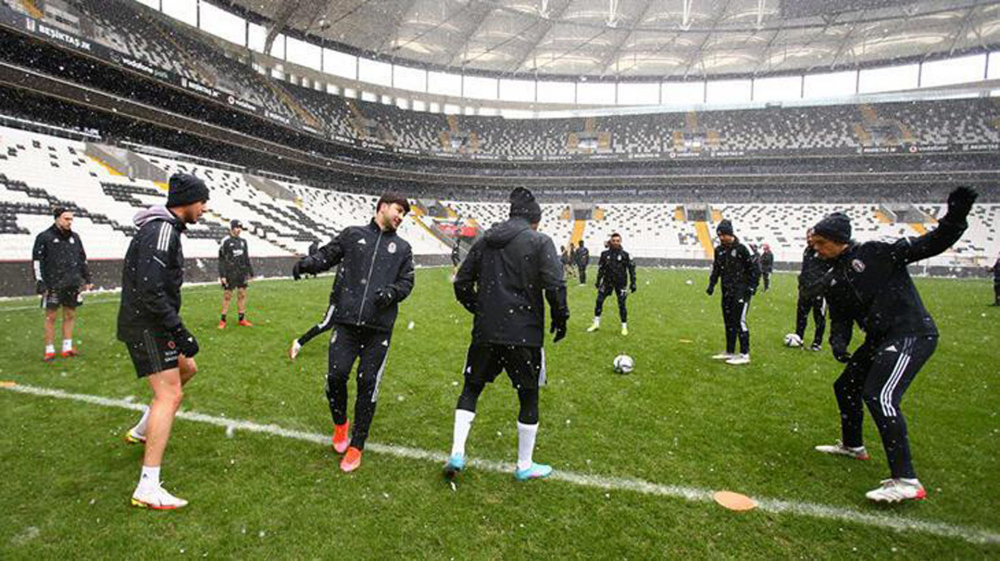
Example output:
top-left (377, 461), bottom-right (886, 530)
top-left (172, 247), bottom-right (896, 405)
top-left (289, 339), bottom-right (302, 360)
top-left (131, 485), bottom-right (188, 510)
top-left (865, 478), bottom-right (926, 503)
top-left (711, 352), bottom-right (736, 360)
top-left (726, 354), bottom-right (751, 365)
top-left (814, 440), bottom-right (870, 460)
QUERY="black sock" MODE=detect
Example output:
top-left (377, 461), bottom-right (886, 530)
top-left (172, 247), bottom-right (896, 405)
top-left (220, 314), bottom-right (226, 322)
top-left (238, 313), bottom-right (245, 321)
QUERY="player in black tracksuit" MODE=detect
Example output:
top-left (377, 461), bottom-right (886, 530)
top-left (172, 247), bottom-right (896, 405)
top-left (218, 220), bottom-right (255, 328)
top-left (706, 220), bottom-right (760, 363)
top-left (760, 245), bottom-right (774, 292)
top-left (32, 207), bottom-right (92, 360)
top-left (809, 187), bottom-right (976, 502)
top-left (444, 187), bottom-right (568, 481)
top-left (794, 231), bottom-right (828, 350)
top-left (575, 240), bottom-right (589, 285)
top-left (587, 233), bottom-right (636, 335)
top-left (291, 193), bottom-right (415, 473)
top-left (991, 255), bottom-right (1000, 306)
top-left (117, 173), bottom-right (207, 510)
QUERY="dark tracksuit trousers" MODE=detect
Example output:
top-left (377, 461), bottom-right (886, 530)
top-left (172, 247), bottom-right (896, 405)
top-left (834, 335), bottom-right (938, 479)
top-left (326, 323), bottom-right (392, 450)
top-left (577, 264), bottom-right (587, 284)
top-left (795, 292), bottom-right (826, 346)
top-left (298, 302), bottom-right (336, 345)
top-left (595, 285), bottom-right (628, 323)
top-left (994, 280), bottom-right (999, 305)
top-left (722, 289), bottom-right (751, 355)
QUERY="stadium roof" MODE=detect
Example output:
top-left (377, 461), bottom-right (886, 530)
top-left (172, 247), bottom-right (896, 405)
top-left (224, 0), bottom-right (1000, 79)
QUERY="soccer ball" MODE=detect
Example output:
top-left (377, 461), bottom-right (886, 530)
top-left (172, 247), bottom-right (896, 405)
top-left (784, 333), bottom-right (803, 348)
top-left (613, 354), bottom-right (634, 374)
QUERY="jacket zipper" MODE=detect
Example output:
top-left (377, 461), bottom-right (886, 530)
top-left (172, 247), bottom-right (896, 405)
top-left (357, 229), bottom-right (383, 324)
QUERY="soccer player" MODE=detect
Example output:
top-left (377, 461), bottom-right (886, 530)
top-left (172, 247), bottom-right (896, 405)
top-left (118, 173), bottom-right (208, 510)
top-left (991, 254), bottom-right (999, 307)
top-left (291, 193), bottom-right (415, 472)
top-left (760, 244), bottom-right (774, 292)
top-left (444, 187), bottom-right (568, 481)
top-left (218, 220), bottom-right (254, 328)
top-left (586, 233), bottom-right (636, 336)
top-left (791, 230), bottom-right (828, 351)
top-left (575, 240), bottom-right (589, 285)
top-left (706, 220), bottom-right (759, 365)
top-left (810, 187), bottom-right (976, 503)
top-left (32, 207), bottom-right (93, 361)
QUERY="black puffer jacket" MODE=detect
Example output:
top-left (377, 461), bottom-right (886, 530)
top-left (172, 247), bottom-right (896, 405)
top-left (824, 216), bottom-right (967, 356)
top-left (297, 220), bottom-right (414, 333)
top-left (117, 206), bottom-right (186, 341)
top-left (596, 248), bottom-right (635, 290)
top-left (708, 240), bottom-right (760, 296)
top-left (455, 217), bottom-right (568, 347)
top-left (32, 224), bottom-right (91, 290)
top-left (798, 246), bottom-right (829, 293)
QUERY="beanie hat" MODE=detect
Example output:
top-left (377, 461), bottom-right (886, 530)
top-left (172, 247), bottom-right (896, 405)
top-left (166, 173), bottom-right (209, 207)
top-left (230, 219), bottom-right (242, 229)
top-left (716, 219), bottom-right (734, 236)
top-left (813, 212), bottom-right (852, 244)
top-left (509, 187), bottom-right (542, 223)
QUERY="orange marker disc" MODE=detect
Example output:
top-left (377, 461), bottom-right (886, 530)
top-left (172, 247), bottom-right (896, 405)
top-left (713, 491), bottom-right (758, 511)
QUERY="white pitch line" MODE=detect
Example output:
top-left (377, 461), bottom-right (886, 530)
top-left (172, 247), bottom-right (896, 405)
top-left (0, 298), bottom-right (120, 313)
top-left (2, 383), bottom-right (998, 546)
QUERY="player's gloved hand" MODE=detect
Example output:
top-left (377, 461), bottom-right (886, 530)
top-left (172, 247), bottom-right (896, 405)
top-left (550, 315), bottom-right (568, 343)
top-left (35, 281), bottom-right (46, 295)
top-left (169, 324), bottom-right (200, 358)
top-left (630, 284), bottom-right (637, 294)
top-left (945, 186), bottom-right (978, 221)
top-left (292, 256), bottom-right (315, 280)
top-left (706, 286), bottom-right (714, 296)
top-left (373, 287), bottom-right (395, 308)
top-left (833, 349), bottom-right (851, 364)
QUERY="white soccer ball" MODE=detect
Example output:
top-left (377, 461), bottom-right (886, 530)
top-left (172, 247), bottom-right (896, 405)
top-left (784, 333), bottom-right (803, 348)
top-left (613, 354), bottom-right (634, 374)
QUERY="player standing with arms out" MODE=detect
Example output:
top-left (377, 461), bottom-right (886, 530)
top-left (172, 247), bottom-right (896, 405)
top-left (32, 207), bottom-right (93, 361)
top-left (810, 187), bottom-right (976, 503)
top-left (760, 244), bottom-right (774, 292)
top-left (291, 193), bottom-right (415, 472)
top-left (790, 229), bottom-right (828, 351)
top-left (575, 240), bottom-right (589, 285)
top-left (444, 187), bottom-right (568, 481)
top-left (218, 220), bottom-right (254, 328)
top-left (586, 233), bottom-right (636, 336)
top-left (118, 173), bottom-right (208, 509)
top-left (706, 220), bottom-right (759, 365)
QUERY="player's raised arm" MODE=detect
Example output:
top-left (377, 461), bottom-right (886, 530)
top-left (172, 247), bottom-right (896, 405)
top-left (293, 231), bottom-right (345, 279)
top-left (888, 187), bottom-right (976, 266)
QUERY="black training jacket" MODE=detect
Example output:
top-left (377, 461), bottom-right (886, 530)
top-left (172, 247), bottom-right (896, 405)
top-left (760, 251), bottom-right (774, 273)
top-left (117, 206), bottom-right (186, 341)
top-left (218, 235), bottom-right (253, 278)
top-left (798, 246), bottom-right (829, 292)
top-left (708, 240), bottom-right (760, 296)
top-left (596, 248), bottom-right (636, 290)
top-left (823, 216), bottom-right (967, 356)
top-left (455, 217), bottom-right (568, 347)
top-left (993, 258), bottom-right (1000, 282)
top-left (32, 224), bottom-right (91, 290)
top-left (576, 246), bottom-right (590, 267)
top-left (300, 220), bottom-right (414, 333)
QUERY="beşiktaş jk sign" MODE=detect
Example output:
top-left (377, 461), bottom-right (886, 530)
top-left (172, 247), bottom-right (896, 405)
top-left (180, 78), bottom-right (220, 99)
top-left (25, 17), bottom-right (93, 52)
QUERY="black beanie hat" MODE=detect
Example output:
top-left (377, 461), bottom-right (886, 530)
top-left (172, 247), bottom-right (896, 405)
top-left (813, 212), bottom-right (852, 244)
top-left (509, 187), bottom-right (542, 223)
top-left (166, 173), bottom-right (209, 207)
top-left (230, 219), bottom-right (242, 229)
top-left (716, 219), bottom-right (734, 236)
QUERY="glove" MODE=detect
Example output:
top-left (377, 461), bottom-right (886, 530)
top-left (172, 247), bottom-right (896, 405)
top-left (373, 287), bottom-right (395, 308)
top-left (550, 315), bottom-right (567, 343)
top-left (945, 186), bottom-right (978, 220)
top-left (292, 256), bottom-right (314, 281)
top-left (35, 281), bottom-right (46, 295)
top-left (706, 286), bottom-right (714, 296)
top-left (833, 350), bottom-right (851, 364)
top-left (630, 284), bottom-right (637, 294)
top-left (169, 324), bottom-right (199, 358)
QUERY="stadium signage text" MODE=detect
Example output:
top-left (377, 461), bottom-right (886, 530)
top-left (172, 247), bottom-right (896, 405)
top-left (181, 78), bottom-right (221, 99)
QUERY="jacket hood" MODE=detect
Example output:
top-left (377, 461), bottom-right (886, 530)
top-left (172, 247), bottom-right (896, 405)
top-left (485, 217), bottom-right (531, 248)
top-left (134, 205), bottom-right (178, 229)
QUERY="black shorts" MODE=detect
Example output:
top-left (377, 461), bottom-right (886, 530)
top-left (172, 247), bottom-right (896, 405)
top-left (463, 344), bottom-right (546, 389)
top-left (44, 287), bottom-right (82, 309)
top-left (222, 275), bottom-right (248, 290)
top-left (124, 330), bottom-right (179, 378)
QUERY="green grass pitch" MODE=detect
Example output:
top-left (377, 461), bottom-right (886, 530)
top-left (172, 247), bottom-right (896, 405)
top-left (1, 267), bottom-right (998, 558)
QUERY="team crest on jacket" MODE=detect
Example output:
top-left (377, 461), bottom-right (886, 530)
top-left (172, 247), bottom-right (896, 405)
top-left (388, 242), bottom-right (397, 254)
top-left (851, 259), bottom-right (866, 273)
top-left (731, 249), bottom-right (737, 256)
top-left (69, 238), bottom-right (75, 244)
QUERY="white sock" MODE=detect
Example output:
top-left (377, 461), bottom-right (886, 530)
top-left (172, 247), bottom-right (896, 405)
top-left (593, 316), bottom-right (601, 326)
top-left (621, 322), bottom-right (627, 329)
top-left (62, 339), bottom-right (73, 352)
top-left (138, 465), bottom-right (160, 491)
top-left (45, 344), bottom-right (55, 355)
top-left (133, 406), bottom-right (151, 437)
top-left (450, 409), bottom-right (475, 458)
top-left (516, 422), bottom-right (538, 471)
